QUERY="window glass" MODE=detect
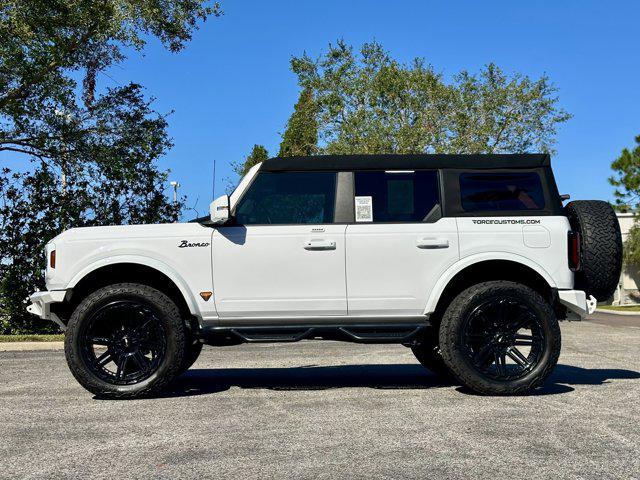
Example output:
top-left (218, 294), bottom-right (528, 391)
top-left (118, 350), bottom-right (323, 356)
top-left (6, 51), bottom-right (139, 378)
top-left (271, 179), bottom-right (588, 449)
top-left (460, 172), bottom-right (545, 211)
top-left (235, 172), bottom-right (336, 224)
top-left (354, 171), bottom-right (439, 222)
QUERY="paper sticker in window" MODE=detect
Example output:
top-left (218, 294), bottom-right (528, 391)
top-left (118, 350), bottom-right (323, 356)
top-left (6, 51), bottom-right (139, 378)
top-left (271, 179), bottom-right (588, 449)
top-left (355, 196), bottom-right (373, 222)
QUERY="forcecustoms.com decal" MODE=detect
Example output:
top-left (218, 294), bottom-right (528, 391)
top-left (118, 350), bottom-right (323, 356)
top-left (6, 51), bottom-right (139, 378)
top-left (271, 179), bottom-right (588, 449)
top-left (472, 219), bottom-right (541, 225)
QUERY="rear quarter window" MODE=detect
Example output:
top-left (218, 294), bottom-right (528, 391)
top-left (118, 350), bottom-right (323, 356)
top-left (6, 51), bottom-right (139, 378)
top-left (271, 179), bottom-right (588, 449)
top-left (460, 172), bottom-right (545, 212)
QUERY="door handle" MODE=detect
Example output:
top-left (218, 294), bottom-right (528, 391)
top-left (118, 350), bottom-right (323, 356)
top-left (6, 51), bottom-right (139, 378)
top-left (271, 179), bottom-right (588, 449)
top-left (416, 237), bottom-right (449, 249)
top-left (304, 239), bottom-right (336, 250)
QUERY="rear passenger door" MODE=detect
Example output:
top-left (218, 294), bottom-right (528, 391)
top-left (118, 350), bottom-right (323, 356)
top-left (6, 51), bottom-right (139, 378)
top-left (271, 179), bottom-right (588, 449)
top-left (345, 170), bottom-right (459, 316)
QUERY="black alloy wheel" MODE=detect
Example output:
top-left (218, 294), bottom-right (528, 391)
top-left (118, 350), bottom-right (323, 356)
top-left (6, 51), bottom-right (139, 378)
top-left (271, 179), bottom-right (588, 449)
top-left (65, 283), bottom-right (188, 399)
top-left (79, 300), bottom-right (167, 385)
top-left (461, 297), bottom-right (544, 381)
top-left (438, 281), bottom-right (561, 395)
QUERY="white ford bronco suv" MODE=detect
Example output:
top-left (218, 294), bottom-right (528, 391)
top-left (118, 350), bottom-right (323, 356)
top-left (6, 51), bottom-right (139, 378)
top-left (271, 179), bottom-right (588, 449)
top-left (28, 154), bottom-right (622, 398)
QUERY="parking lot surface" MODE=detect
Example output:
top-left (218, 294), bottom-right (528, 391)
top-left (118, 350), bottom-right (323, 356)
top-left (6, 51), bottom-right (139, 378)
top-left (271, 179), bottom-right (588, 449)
top-left (1, 318), bottom-right (639, 479)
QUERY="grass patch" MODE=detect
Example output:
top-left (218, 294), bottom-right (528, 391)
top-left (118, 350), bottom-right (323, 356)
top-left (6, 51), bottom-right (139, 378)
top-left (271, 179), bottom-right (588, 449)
top-left (598, 305), bottom-right (640, 312)
top-left (0, 334), bottom-right (64, 342)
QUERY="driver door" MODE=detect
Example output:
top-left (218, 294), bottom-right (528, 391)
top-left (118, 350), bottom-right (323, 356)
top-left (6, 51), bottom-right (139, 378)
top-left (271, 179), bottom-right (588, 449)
top-left (212, 171), bottom-right (347, 322)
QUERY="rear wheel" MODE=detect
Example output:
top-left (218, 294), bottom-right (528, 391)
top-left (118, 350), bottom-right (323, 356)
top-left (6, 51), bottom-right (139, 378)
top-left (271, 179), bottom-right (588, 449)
top-left (65, 283), bottom-right (187, 399)
top-left (439, 281), bottom-right (560, 395)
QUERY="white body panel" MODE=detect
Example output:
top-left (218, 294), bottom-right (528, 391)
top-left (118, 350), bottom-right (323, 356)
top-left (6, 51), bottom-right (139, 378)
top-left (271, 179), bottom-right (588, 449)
top-left (345, 219), bottom-right (459, 315)
top-left (422, 216), bottom-right (573, 314)
top-left (43, 223), bottom-right (216, 321)
top-left (32, 214), bottom-right (583, 325)
top-left (212, 225), bottom-right (347, 320)
top-left (456, 216), bottom-right (573, 287)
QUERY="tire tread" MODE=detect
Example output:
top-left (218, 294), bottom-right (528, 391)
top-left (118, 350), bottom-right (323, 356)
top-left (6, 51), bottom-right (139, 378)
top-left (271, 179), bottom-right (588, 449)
top-left (64, 283), bottom-right (187, 399)
top-left (439, 281), bottom-right (561, 395)
top-left (566, 200), bottom-right (623, 301)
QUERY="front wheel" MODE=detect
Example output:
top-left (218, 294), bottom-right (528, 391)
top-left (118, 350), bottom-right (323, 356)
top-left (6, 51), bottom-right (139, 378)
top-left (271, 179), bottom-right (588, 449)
top-left (179, 335), bottom-right (203, 374)
top-left (410, 330), bottom-right (454, 380)
top-left (64, 283), bottom-right (187, 399)
top-left (438, 281), bottom-right (561, 395)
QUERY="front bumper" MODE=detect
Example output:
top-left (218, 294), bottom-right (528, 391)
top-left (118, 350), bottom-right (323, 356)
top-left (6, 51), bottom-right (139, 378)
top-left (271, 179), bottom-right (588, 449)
top-left (558, 289), bottom-right (597, 319)
top-left (26, 290), bottom-right (68, 330)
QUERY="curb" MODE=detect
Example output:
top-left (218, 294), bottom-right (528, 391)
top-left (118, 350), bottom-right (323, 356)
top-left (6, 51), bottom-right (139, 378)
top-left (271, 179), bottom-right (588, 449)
top-left (595, 308), bottom-right (640, 317)
top-left (0, 341), bottom-right (64, 352)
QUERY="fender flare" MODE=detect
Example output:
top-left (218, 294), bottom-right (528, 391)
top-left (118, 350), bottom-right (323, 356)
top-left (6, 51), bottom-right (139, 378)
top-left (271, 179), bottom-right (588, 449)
top-left (423, 252), bottom-right (557, 315)
top-left (67, 254), bottom-right (201, 318)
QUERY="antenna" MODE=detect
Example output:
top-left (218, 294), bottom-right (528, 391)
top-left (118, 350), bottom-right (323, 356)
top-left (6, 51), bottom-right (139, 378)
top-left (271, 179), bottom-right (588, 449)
top-left (212, 158), bottom-right (216, 199)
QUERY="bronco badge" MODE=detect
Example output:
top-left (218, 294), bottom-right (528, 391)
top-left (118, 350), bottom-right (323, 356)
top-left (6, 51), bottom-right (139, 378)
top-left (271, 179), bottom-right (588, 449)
top-left (178, 240), bottom-right (210, 248)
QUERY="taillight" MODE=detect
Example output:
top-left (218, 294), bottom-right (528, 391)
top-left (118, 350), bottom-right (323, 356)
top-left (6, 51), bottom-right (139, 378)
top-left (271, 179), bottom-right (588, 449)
top-left (568, 231), bottom-right (580, 271)
top-left (50, 249), bottom-right (56, 269)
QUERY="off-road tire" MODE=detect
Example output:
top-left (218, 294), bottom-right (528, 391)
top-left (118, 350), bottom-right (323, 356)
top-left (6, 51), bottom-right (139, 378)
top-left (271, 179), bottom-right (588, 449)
top-left (411, 331), bottom-right (454, 380)
top-left (180, 335), bottom-right (203, 374)
top-left (439, 281), bottom-right (561, 395)
top-left (65, 283), bottom-right (187, 399)
top-left (565, 200), bottom-right (622, 301)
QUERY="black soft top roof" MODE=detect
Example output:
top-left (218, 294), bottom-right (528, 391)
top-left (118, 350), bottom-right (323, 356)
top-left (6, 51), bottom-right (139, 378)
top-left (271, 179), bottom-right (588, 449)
top-left (260, 153), bottom-right (550, 172)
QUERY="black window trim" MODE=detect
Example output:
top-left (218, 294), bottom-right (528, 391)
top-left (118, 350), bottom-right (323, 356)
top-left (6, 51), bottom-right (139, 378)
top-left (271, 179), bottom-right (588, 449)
top-left (227, 166), bottom-right (562, 227)
top-left (334, 171), bottom-right (355, 223)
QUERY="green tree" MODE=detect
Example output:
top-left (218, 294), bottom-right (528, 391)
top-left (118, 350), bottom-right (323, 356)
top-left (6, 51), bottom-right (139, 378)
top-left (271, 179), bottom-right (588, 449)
top-left (277, 88), bottom-right (318, 157)
top-left (233, 144), bottom-right (269, 178)
top-left (290, 40), bottom-right (571, 155)
top-left (610, 135), bottom-right (640, 212)
top-left (0, 0), bottom-right (221, 333)
top-left (610, 135), bottom-right (640, 264)
top-left (1, 0), bottom-right (220, 165)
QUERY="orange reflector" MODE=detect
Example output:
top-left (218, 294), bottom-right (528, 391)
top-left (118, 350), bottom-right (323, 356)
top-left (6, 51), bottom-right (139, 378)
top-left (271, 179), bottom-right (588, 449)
top-left (199, 291), bottom-right (212, 301)
top-left (50, 250), bottom-right (56, 269)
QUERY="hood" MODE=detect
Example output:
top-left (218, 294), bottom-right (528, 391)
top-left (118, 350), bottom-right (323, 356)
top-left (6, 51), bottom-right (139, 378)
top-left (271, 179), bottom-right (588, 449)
top-left (51, 222), bottom-right (211, 244)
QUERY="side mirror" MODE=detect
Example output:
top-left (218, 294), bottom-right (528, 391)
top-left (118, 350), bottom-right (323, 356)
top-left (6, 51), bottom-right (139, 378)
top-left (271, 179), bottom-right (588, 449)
top-left (209, 194), bottom-right (231, 224)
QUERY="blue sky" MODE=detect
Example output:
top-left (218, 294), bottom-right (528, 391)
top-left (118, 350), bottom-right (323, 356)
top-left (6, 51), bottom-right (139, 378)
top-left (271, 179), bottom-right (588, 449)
top-left (110, 0), bottom-right (639, 217)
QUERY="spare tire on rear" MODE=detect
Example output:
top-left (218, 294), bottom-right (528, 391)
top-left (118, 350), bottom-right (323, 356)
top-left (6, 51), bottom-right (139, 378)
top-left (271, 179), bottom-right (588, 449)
top-left (565, 200), bottom-right (622, 301)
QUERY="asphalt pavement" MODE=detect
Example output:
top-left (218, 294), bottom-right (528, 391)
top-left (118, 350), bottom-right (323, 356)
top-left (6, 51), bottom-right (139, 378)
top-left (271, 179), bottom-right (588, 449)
top-left (1, 317), bottom-right (639, 479)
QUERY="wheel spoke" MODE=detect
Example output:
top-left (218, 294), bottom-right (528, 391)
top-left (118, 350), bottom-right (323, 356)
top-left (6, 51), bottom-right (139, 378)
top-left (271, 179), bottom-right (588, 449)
top-left (131, 351), bottom-right (151, 373)
top-left (514, 333), bottom-right (534, 346)
top-left (116, 355), bottom-right (128, 380)
top-left (514, 334), bottom-right (533, 341)
top-left (135, 319), bottom-right (154, 337)
top-left (96, 350), bottom-right (113, 367)
top-left (460, 295), bottom-right (546, 382)
top-left (81, 299), bottom-right (166, 385)
top-left (507, 315), bottom-right (531, 334)
top-left (494, 352), bottom-right (507, 376)
top-left (506, 346), bottom-right (531, 369)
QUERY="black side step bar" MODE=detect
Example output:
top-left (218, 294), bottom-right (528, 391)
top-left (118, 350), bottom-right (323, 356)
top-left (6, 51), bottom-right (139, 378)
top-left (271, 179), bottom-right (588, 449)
top-left (200, 323), bottom-right (430, 346)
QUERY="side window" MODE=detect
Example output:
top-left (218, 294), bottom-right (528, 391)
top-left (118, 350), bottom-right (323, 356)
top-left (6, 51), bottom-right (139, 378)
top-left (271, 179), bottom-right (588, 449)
top-left (353, 170), bottom-right (439, 223)
top-left (460, 172), bottom-right (545, 212)
top-left (235, 172), bottom-right (336, 225)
